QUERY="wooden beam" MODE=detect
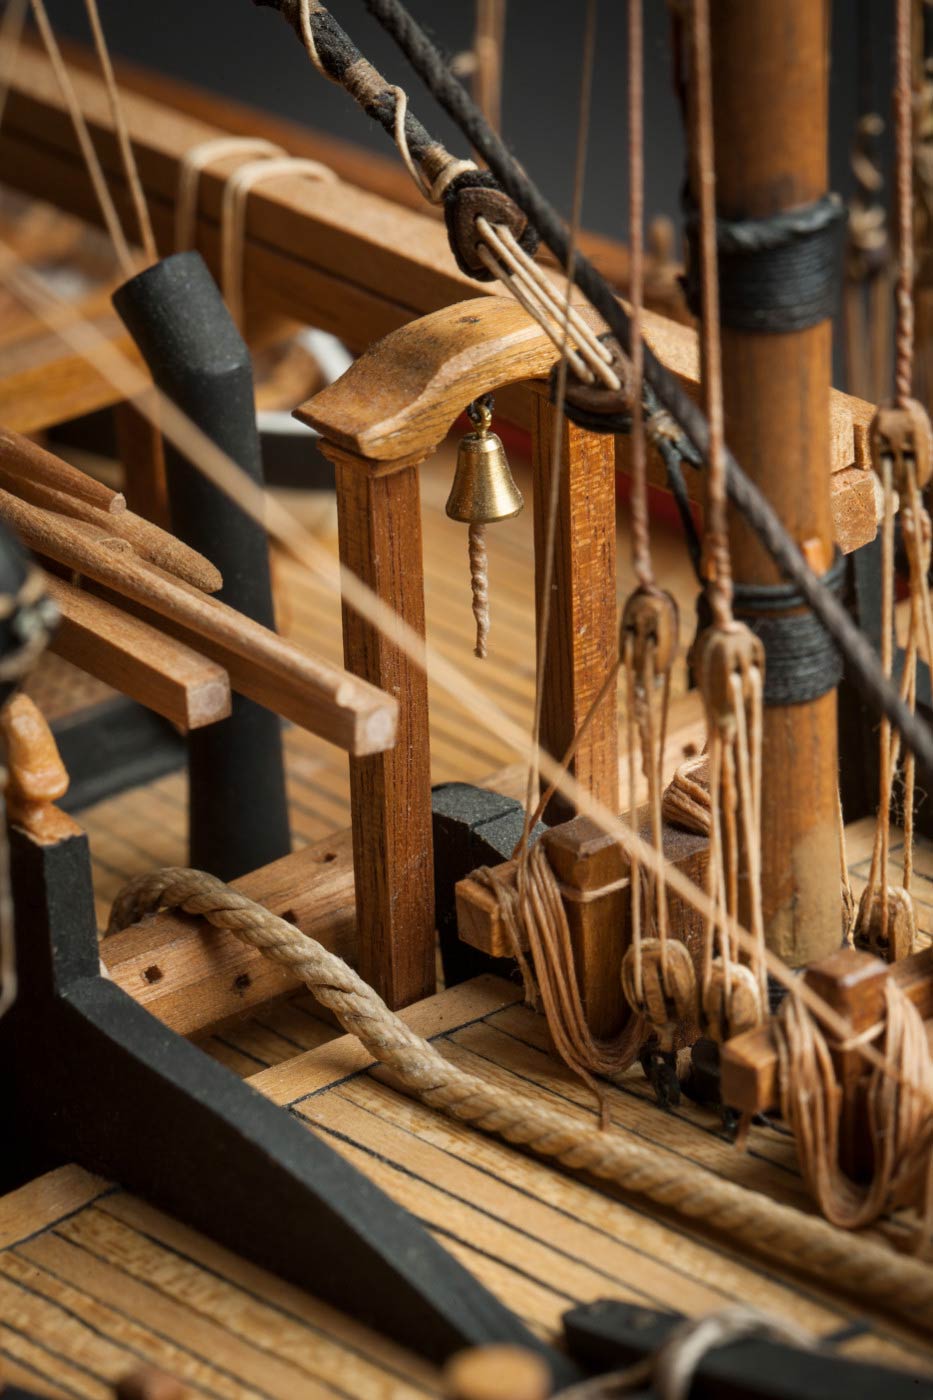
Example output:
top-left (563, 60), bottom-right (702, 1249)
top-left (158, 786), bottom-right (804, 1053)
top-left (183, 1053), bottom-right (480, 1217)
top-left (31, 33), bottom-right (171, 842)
top-left (44, 575), bottom-right (231, 732)
top-left (0, 301), bottom-right (144, 437)
top-left (325, 443), bottom-right (435, 1010)
top-left (531, 395), bottom-right (618, 826)
top-left (103, 829), bottom-right (356, 1036)
top-left (114, 398), bottom-right (169, 528)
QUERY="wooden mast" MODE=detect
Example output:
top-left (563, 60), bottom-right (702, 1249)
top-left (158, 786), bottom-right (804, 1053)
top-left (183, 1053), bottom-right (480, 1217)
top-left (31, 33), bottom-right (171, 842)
top-left (703, 1), bottom-right (840, 967)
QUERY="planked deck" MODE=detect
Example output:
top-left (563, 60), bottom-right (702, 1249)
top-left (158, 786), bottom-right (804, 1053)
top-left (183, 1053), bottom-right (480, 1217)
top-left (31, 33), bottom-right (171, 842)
top-left (3, 976), bottom-right (933, 1398)
top-left (8, 390), bottom-right (933, 1397)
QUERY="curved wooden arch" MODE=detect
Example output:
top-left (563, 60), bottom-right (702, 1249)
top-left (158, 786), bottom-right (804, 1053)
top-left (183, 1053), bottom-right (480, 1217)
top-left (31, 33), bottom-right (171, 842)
top-left (295, 293), bottom-right (873, 496)
top-left (294, 294), bottom-right (616, 461)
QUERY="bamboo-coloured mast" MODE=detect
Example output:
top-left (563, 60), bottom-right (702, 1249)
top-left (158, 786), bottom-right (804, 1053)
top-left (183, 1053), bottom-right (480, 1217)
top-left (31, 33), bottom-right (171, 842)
top-left (703, 1), bottom-right (840, 967)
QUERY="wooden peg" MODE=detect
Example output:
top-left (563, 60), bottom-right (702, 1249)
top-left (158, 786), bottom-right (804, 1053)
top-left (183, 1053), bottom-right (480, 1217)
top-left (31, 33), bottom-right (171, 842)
top-left (0, 694), bottom-right (80, 844)
top-left (444, 1345), bottom-right (552, 1400)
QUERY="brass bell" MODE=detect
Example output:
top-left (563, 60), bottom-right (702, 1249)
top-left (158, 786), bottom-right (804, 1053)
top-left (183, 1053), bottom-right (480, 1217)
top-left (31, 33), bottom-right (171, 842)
top-left (448, 400), bottom-right (523, 660)
top-left (446, 402), bottom-right (524, 525)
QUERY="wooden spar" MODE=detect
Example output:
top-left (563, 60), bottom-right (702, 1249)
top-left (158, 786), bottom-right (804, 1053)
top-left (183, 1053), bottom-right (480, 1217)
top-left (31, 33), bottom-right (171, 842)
top-left (0, 489), bottom-right (398, 756)
top-left (0, 426), bottom-right (220, 592)
top-left (702, 1), bottom-right (841, 966)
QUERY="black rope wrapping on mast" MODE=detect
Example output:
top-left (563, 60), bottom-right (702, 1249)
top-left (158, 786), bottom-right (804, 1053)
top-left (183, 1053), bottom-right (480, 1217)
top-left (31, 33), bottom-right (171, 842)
top-left (352, 0), bottom-right (933, 785)
top-left (681, 193), bottom-right (847, 332)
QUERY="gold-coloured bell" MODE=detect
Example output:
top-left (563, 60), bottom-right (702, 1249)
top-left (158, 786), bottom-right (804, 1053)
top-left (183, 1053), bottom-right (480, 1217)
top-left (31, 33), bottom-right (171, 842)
top-left (446, 403), bottom-right (524, 525)
top-left (447, 400), bottom-right (524, 661)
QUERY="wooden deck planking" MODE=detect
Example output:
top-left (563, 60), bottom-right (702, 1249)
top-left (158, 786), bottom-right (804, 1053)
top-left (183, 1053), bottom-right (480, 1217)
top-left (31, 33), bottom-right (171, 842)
top-left (5, 977), bottom-right (933, 1396)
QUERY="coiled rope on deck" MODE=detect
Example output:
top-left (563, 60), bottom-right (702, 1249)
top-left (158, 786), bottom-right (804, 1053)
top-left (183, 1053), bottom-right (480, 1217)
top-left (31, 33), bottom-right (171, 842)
top-left (109, 866), bottom-right (933, 1336)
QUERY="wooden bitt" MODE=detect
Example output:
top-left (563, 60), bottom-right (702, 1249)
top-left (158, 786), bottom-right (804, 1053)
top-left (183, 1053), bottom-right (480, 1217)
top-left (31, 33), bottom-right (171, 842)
top-left (703, 1), bottom-right (841, 967)
top-left (531, 394), bottom-right (619, 826)
top-left (541, 817), bottom-right (628, 1039)
top-left (457, 814), bottom-right (708, 1043)
top-left (805, 948), bottom-right (889, 1179)
top-left (103, 828), bottom-right (356, 1036)
top-left (444, 1345), bottom-right (551, 1400)
top-left (323, 442), bottom-right (435, 1010)
top-left (0, 489), bottom-right (397, 755)
top-left (44, 575), bottom-right (231, 732)
top-left (719, 944), bottom-right (933, 1125)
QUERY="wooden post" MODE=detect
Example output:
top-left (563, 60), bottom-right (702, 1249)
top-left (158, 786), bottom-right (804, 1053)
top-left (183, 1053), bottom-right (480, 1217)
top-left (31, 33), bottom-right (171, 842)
top-left (704, 1), bottom-right (840, 966)
top-left (531, 392), bottom-right (619, 827)
top-left (323, 444), bottom-right (435, 1010)
top-left (113, 398), bottom-right (168, 528)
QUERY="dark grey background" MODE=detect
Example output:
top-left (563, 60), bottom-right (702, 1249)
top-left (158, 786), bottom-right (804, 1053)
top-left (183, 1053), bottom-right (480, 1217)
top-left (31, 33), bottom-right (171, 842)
top-left (38, 0), bottom-right (896, 242)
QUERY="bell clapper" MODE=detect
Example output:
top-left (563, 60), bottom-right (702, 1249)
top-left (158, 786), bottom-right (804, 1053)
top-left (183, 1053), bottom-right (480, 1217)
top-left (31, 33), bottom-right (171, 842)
top-left (446, 396), bottom-right (523, 659)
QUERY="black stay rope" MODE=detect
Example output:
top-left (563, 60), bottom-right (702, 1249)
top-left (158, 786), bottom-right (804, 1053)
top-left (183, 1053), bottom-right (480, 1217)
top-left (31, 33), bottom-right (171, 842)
top-left (355, 0), bottom-right (933, 784)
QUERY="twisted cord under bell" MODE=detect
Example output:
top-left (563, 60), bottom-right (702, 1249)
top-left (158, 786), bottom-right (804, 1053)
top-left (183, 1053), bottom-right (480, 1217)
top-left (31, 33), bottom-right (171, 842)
top-left (447, 398), bottom-right (523, 658)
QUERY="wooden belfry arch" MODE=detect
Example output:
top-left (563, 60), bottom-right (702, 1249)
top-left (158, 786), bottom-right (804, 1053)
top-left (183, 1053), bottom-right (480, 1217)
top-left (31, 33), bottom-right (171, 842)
top-left (299, 291), bottom-right (880, 1017)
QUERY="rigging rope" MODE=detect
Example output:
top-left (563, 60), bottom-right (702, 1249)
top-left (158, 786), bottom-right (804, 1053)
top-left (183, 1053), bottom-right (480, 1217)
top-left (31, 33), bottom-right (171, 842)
top-left (28, 0), bottom-right (136, 278)
top-left (854, 0), bottom-right (933, 964)
top-left (106, 865), bottom-right (933, 1332)
top-left (81, 0), bottom-right (156, 266)
top-left (347, 0), bottom-right (933, 790)
top-left (687, 0), bottom-right (767, 1039)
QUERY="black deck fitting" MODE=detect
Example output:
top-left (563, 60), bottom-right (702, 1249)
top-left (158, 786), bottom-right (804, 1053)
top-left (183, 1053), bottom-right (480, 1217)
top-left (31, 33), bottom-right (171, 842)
top-left (113, 252), bottom-right (290, 880)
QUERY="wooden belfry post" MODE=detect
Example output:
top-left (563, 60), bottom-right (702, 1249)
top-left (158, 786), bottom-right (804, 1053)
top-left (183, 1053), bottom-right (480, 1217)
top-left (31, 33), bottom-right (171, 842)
top-left (316, 443), bottom-right (435, 1011)
top-left (531, 392), bottom-right (620, 826)
top-left (700, 0), bottom-right (841, 967)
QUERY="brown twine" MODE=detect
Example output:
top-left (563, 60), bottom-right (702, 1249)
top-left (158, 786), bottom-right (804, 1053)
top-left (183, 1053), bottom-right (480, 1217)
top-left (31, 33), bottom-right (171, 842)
top-left (688, 0), bottom-right (731, 626)
top-left (627, 0), bottom-right (652, 593)
top-left (219, 155), bottom-right (336, 328)
top-left (475, 841), bottom-right (644, 1127)
top-left (175, 137), bottom-right (285, 254)
top-left (106, 866), bottom-right (933, 1335)
top-left (775, 979), bottom-right (933, 1247)
top-left (28, 0), bottom-right (136, 279)
top-left (895, 0), bottom-right (914, 405)
top-left (467, 521), bottom-right (490, 659)
top-left (81, 0), bottom-right (156, 266)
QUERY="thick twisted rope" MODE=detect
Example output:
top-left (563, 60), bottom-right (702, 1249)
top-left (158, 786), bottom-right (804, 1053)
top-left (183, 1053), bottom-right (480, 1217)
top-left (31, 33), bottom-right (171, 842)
top-left (109, 867), bottom-right (933, 1336)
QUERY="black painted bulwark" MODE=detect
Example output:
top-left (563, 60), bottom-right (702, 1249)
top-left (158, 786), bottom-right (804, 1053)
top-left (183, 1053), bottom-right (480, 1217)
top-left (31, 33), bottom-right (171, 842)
top-left (113, 252), bottom-right (290, 880)
top-left (0, 821), bottom-right (575, 1382)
